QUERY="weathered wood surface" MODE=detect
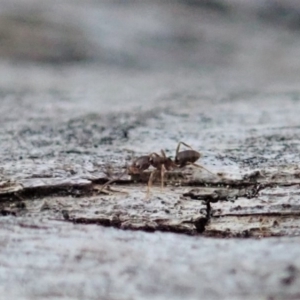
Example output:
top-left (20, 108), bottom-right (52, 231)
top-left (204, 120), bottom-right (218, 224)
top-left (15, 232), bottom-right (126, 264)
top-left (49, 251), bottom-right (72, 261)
top-left (1, 0), bottom-right (300, 299)
top-left (1, 217), bottom-right (300, 300)
top-left (1, 166), bottom-right (300, 237)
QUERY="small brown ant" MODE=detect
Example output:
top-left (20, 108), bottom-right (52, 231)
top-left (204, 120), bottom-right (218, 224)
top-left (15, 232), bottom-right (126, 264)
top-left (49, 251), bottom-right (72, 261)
top-left (99, 141), bottom-right (216, 195)
top-left (99, 150), bottom-right (174, 195)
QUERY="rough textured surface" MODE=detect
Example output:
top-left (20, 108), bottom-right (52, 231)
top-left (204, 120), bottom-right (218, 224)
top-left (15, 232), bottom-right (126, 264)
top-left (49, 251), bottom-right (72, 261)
top-left (1, 0), bottom-right (300, 299)
top-left (0, 186), bottom-right (208, 234)
top-left (1, 218), bottom-right (300, 300)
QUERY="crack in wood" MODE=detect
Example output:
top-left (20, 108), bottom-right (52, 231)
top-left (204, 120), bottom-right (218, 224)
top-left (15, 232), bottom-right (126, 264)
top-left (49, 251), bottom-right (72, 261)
top-left (1, 168), bottom-right (300, 237)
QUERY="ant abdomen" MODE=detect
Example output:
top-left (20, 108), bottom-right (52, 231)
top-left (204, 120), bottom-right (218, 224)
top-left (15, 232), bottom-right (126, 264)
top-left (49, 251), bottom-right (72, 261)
top-left (175, 150), bottom-right (201, 168)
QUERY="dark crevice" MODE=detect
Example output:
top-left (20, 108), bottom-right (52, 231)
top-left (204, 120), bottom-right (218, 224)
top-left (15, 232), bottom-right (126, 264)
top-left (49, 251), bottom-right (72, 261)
top-left (67, 217), bottom-right (198, 235)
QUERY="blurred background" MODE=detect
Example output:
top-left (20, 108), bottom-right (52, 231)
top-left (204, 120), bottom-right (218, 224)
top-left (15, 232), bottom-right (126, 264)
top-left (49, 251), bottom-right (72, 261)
top-left (0, 0), bottom-right (300, 77)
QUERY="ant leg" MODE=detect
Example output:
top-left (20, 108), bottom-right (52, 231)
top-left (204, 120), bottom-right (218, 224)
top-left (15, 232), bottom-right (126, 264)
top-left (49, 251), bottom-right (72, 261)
top-left (98, 178), bottom-right (117, 193)
top-left (160, 164), bottom-right (166, 191)
top-left (180, 141), bottom-right (194, 149)
top-left (187, 162), bottom-right (215, 175)
top-left (176, 141), bottom-right (194, 157)
top-left (160, 149), bottom-right (166, 158)
top-left (98, 169), bottom-right (128, 193)
top-left (147, 169), bottom-right (157, 197)
top-left (149, 152), bottom-right (160, 158)
top-left (106, 186), bottom-right (129, 195)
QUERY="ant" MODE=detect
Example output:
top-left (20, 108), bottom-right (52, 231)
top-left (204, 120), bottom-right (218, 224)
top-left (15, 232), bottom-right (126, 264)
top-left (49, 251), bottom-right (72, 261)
top-left (99, 150), bottom-right (174, 195)
top-left (99, 142), bottom-right (217, 196)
